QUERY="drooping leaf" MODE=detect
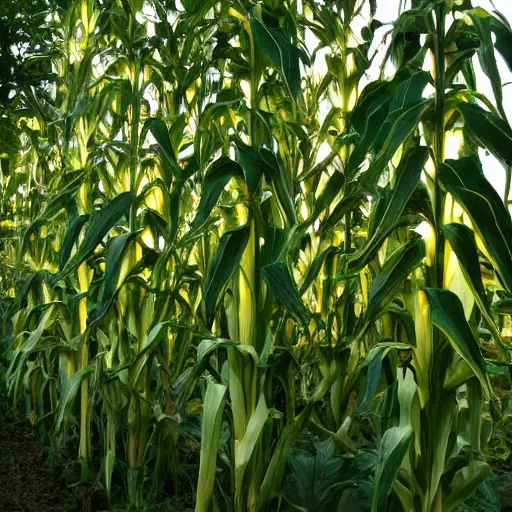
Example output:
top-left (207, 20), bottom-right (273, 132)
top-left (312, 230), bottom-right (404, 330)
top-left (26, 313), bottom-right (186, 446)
top-left (235, 392), bottom-right (269, 478)
top-left (423, 288), bottom-right (490, 396)
top-left (260, 147), bottom-right (297, 226)
top-left (59, 214), bottom-right (90, 271)
top-left (204, 225), bottom-right (250, 327)
top-left (191, 157), bottom-right (243, 230)
top-left (490, 16), bottom-right (512, 72)
top-left (299, 246), bottom-right (337, 295)
top-left (348, 146), bottom-right (428, 271)
top-left (442, 223), bottom-right (507, 357)
top-left (262, 262), bottom-right (309, 324)
top-left (467, 9), bottom-right (506, 119)
top-left (52, 192), bottom-right (135, 284)
top-left (365, 238), bottom-right (425, 327)
top-left (89, 231), bottom-right (140, 325)
top-left (141, 118), bottom-right (183, 182)
top-left (234, 141), bottom-right (265, 196)
top-left (250, 10), bottom-right (301, 96)
top-left (439, 158), bottom-right (512, 294)
top-left (362, 100), bottom-right (431, 189)
top-left (458, 102), bottom-right (512, 165)
top-left (129, 322), bottom-right (172, 389)
top-left (56, 361), bottom-right (95, 433)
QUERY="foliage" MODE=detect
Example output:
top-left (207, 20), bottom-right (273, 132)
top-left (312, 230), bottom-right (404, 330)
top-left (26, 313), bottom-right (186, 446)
top-left (1, 0), bottom-right (512, 511)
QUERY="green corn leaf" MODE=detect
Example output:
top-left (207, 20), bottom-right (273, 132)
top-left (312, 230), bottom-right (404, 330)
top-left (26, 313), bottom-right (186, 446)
top-left (235, 392), bottom-right (269, 480)
top-left (204, 225), bottom-right (250, 327)
top-left (56, 361), bottom-right (95, 433)
top-left (445, 49), bottom-right (476, 86)
top-left (90, 231), bottom-right (140, 325)
top-left (191, 157), bottom-right (243, 230)
top-left (365, 238), bottom-right (425, 327)
top-left (320, 189), bottom-right (366, 236)
top-left (490, 16), bottom-right (512, 71)
top-left (347, 72), bottom-right (429, 180)
top-left (423, 288), bottom-right (490, 396)
top-left (299, 246), bottom-right (337, 295)
top-left (129, 322), bottom-right (172, 389)
top-left (458, 102), bottom-right (512, 165)
top-left (439, 158), bottom-right (512, 294)
top-left (260, 405), bottom-right (314, 507)
top-left (467, 9), bottom-right (506, 119)
top-left (52, 191), bottom-right (135, 284)
top-left (234, 141), bottom-right (266, 196)
top-left (388, 72), bottom-right (431, 113)
top-left (59, 214), bottom-right (90, 271)
top-left (355, 348), bottom-right (384, 415)
top-left (141, 118), bottom-right (183, 183)
top-left (261, 226), bottom-right (287, 266)
top-left (259, 148), bottom-right (297, 227)
top-left (442, 223), bottom-right (507, 358)
top-left (348, 146), bottom-right (427, 271)
top-left (262, 262), bottom-right (309, 325)
top-left (195, 379), bottom-right (227, 512)
top-left (372, 425), bottom-right (413, 512)
top-left (250, 10), bottom-right (301, 97)
top-left (260, 363), bottom-right (338, 507)
top-left (347, 88), bottom-right (392, 177)
top-left (443, 462), bottom-right (492, 512)
top-left (362, 99), bottom-right (431, 189)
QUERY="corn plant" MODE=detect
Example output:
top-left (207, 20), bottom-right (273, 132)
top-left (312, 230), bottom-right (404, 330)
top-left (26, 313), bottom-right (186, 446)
top-left (1, 0), bottom-right (512, 511)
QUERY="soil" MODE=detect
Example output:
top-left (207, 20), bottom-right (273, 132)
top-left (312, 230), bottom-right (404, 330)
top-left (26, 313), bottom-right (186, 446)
top-left (0, 412), bottom-right (194, 512)
top-left (0, 414), bottom-right (78, 512)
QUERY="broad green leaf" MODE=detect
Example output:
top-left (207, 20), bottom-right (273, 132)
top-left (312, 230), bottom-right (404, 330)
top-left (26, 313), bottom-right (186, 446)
top-left (260, 407), bottom-right (312, 507)
top-left (365, 238), bottom-right (425, 327)
top-left (423, 288), bottom-right (490, 396)
top-left (320, 189), bottom-right (366, 236)
top-left (372, 425), bottom-right (413, 512)
top-left (467, 9), bottom-right (506, 119)
top-left (363, 100), bottom-right (431, 188)
top-left (443, 462), bottom-right (492, 512)
top-left (260, 364), bottom-right (338, 506)
top-left (299, 246), bottom-right (337, 295)
top-left (141, 118), bottom-right (183, 182)
top-left (204, 225), bottom-right (250, 327)
top-left (250, 10), bottom-right (301, 96)
top-left (129, 322), bottom-right (172, 389)
top-left (235, 392), bottom-right (268, 478)
top-left (59, 214), bottom-right (90, 271)
top-left (348, 146), bottom-right (428, 271)
top-left (191, 157), bottom-right (243, 230)
top-left (259, 147), bottom-right (297, 226)
top-left (347, 72), bottom-right (429, 180)
top-left (458, 102), bottom-right (512, 165)
top-left (491, 16), bottom-right (512, 72)
top-left (445, 49), bottom-right (476, 86)
top-left (234, 141), bottom-right (265, 196)
top-left (442, 223), bottom-right (507, 358)
top-left (262, 262), bottom-right (309, 324)
top-left (56, 362), bottom-right (95, 433)
top-left (439, 158), bottom-right (512, 294)
top-left (355, 348), bottom-right (384, 415)
top-left (195, 379), bottom-right (227, 512)
top-left (90, 231), bottom-right (140, 325)
top-left (388, 71), bottom-right (431, 114)
top-left (52, 192), bottom-right (135, 284)
top-left (261, 226), bottom-right (287, 267)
